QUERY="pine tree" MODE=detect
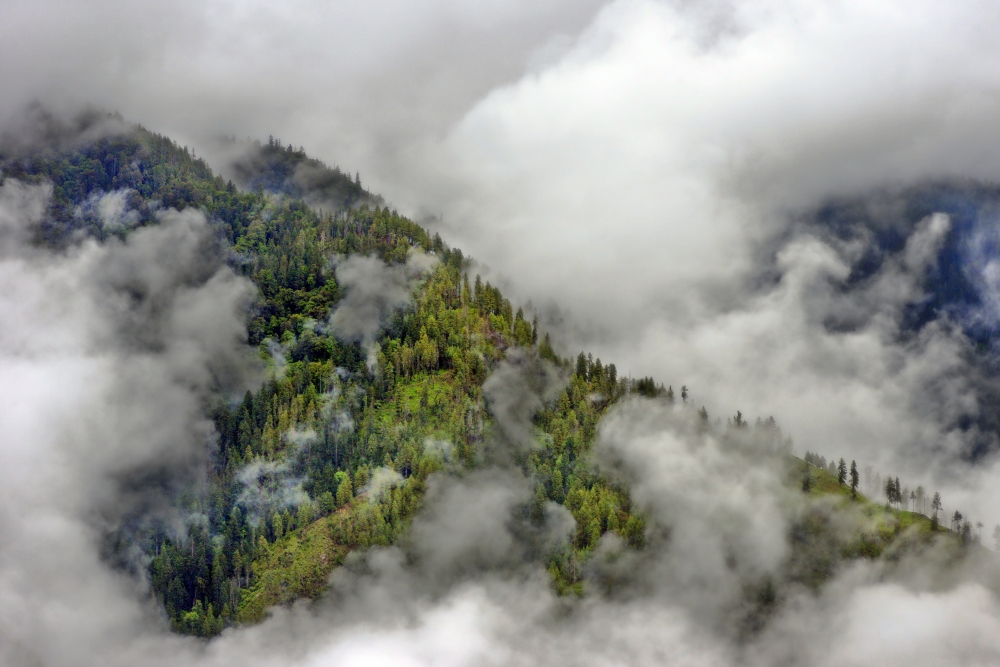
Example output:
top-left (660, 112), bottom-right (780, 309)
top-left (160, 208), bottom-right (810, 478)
top-left (336, 474), bottom-right (354, 507)
top-left (271, 511), bottom-right (283, 541)
top-left (849, 460), bottom-right (859, 498)
top-left (837, 458), bottom-right (847, 486)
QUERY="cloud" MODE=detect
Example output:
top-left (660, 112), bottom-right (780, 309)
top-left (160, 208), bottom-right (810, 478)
top-left (481, 348), bottom-right (566, 458)
top-left (592, 400), bottom-right (790, 621)
top-left (237, 457), bottom-right (310, 525)
top-left (0, 180), bottom-right (259, 665)
top-left (9, 1), bottom-right (1000, 664)
top-left (363, 466), bottom-right (405, 503)
top-left (393, 0), bottom-right (1000, 531)
top-left (0, 0), bottom-right (605, 195)
top-left (327, 251), bottom-right (438, 365)
top-left (821, 583), bottom-right (1000, 666)
top-left (76, 188), bottom-right (141, 231)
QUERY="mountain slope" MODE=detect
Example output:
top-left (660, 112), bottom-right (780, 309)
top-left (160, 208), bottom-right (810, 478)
top-left (0, 110), bottom-right (982, 639)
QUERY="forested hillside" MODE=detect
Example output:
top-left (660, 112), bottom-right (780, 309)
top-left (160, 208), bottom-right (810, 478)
top-left (0, 110), bottom-right (982, 639)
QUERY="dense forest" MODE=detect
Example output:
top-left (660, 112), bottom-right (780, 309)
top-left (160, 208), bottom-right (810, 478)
top-left (0, 110), bottom-right (984, 638)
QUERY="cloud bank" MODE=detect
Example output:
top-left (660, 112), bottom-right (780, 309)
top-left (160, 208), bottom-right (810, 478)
top-left (416, 0), bottom-right (1000, 528)
top-left (0, 180), bottom-right (256, 665)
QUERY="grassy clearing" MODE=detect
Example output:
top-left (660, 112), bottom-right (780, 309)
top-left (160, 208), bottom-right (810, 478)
top-left (238, 371), bottom-right (461, 622)
top-left (789, 456), bottom-right (955, 559)
top-left (237, 516), bottom-right (347, 623)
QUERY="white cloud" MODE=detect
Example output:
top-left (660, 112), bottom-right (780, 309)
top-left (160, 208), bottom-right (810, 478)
top-left (403, 0), bottom-right (1000, 526)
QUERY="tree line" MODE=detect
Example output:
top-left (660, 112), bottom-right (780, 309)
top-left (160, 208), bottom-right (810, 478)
top-left (801, 449), bottom-right (988, 545)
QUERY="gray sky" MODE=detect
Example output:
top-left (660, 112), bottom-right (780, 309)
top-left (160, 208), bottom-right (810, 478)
top-left (6, 1), bottom-right (1000, 664)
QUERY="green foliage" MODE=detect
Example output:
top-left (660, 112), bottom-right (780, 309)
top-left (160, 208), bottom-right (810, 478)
top-left (789, 455), bottom-right (965, 576)
top-left (2, 114), bottom-right (675, 637)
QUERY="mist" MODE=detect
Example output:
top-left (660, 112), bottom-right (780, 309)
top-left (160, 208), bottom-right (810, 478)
top-left (328, 251), bottom-right (438, 366)
top-left (6, 0), bottom-right (1000, 665)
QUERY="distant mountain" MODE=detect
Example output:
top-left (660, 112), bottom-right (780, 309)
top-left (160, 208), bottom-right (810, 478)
top-left (803, 182), bottom-right (1000, 460)
top-left (808, 181), bottom-right (1000, 343)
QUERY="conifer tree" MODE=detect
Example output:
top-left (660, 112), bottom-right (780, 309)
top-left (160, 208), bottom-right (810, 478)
top-left (271, 512), bottom-right (283, 541)
top-left (336, 474), bottom-right (353, 507)
top-left (849, 460), bottom-right (859, 498)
